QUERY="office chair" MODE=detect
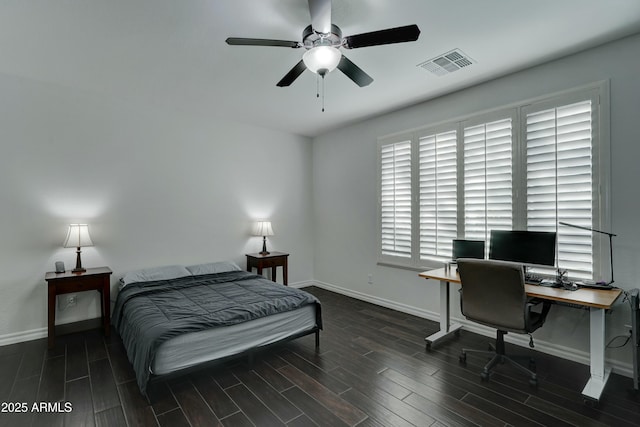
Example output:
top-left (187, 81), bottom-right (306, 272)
top-left (457, 258), bottom-right (551, 386)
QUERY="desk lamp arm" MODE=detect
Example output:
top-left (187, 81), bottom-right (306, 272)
top-left (559, 222), bottom-right (616, 284)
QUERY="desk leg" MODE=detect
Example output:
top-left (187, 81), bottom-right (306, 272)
top-left (425, 280), bottom-right (463, 350)
top-left (581, 307), bottom-right (612, 401)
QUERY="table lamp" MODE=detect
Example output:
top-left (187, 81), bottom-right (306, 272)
top-left (63, 224), bottom-right (93, 273)
top-left (253, 221), bottom-right (274, 255)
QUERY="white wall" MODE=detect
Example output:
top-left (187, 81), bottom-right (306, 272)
top-left (312, 33), bottom-right (640, 372)
top-left (0, 72), bottom-right (314, 343)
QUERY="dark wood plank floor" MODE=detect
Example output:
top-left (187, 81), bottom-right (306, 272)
top-left (1, 286), bottom-right (639, 427)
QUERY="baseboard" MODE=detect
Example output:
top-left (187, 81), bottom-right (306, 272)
top-left (0, 327), bottom-right (47, 347)
top-left (289, 280), bottom-right (316, 289)
top-left (309, 280), bottom-right (634, 379)
top-left (0, 318), bottom-right (105, 347)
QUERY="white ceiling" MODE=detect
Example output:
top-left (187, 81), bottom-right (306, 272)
top-left (1, 1), bottom-right (639, 137)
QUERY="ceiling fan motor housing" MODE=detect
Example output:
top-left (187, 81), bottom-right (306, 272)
top-left (302, 24), bottom-right (343, 50)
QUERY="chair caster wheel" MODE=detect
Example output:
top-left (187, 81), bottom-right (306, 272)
top-left (480, 372), bottom-right (490, 382)
top-left (529, 378), bottom-right (538, 387)
top-left (459, 353), bottom-right (467, 365)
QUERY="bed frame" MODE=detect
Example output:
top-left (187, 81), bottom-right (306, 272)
top-left (144, 325), bottom-right (321, 400)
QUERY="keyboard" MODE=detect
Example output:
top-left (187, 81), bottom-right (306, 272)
top-left (575, 281), bottom-right (614, 290)
top-left (525, 274), bottom-right (544, 284)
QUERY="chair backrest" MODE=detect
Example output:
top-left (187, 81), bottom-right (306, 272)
top-left (457, 258), bottom-right (528, 332)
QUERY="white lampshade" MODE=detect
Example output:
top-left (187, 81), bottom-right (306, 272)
top-left (63, 224), bottom-right (94, 248)
top-left (252, 221), bottom-right (274, 237)
top-left (303, 46), bottom-right (341, 75)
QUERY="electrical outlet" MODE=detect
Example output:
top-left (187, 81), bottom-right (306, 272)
top-left (623, 324), bottom-right (633, 336)
top-left (367, 274), bottom-right (373, 284)
top-left (66, 294), bottom-right (77, 307)
top-left (58, 294), bottom-right (77, 311)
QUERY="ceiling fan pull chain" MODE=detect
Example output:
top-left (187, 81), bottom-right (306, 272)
top-left (316, 74), bottom-right (320, 98)
top-left (321, 74), bottom-right (325, 112)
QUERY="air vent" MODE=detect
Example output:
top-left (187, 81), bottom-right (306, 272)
top-left (418, 49), bottom-right (475, 76)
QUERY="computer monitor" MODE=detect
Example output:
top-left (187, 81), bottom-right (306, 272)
top-left (452, 239), bottom-right (485, 260)
top-left (489, 230), bottom-right (557, 267)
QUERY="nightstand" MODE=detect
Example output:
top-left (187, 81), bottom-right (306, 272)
top-left (246, 252), bottom-right (289, 286)
top-left (45, 266), bottom-right (112, 348)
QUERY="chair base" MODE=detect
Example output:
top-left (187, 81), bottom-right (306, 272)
top-left (459, 330), bottom-right (538, 386)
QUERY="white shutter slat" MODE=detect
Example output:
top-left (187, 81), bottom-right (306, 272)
top-left (526, 100), bottom-right (593, 278)
top-left (464, 118), bottom-right (513, 244)
top-left (380, 141), bottom-right (412, 258)
top-left (419, 130), bottom-right (457, 260)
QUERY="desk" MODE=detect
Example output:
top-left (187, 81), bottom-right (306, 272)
top-left (419, 267), bottom-right (622, 402)
top-left (45, 266), bottom-right (112, 348)
top-left (246, 252), bottom-right (289, 286)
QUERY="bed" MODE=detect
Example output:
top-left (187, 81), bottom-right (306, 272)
top-left (112, 262), bottom-right (322, 395)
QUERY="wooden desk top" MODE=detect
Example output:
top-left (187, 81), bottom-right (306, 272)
top-left (419, 267), bottom-right (622, 309)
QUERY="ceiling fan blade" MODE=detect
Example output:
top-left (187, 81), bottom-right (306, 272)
top-left (308, 0), bottom-right (331, 34)
top-left (277, 60), bottom-right (307, 87)
top-left (226, 38), bottom-right (301, 48)
top-left (343, 24), bottom-right (420, 49)
top-left (337, 55), bottom-right (373, 87)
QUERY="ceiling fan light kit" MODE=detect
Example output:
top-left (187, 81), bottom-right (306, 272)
top-left (226, 0), bottom-right (420, 108)
top-left (303, 46), bottom-right (341, 75)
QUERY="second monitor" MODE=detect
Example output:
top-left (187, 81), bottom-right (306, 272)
top-left (489, 230), bottom-right (557, 267)
top-left (453, 239), bottom-right (485, 260)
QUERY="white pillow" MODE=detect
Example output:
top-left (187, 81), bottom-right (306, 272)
top-left (185, 261), bottom-right (242, 276)
top-left (121, 265), bottom-right (192, 286)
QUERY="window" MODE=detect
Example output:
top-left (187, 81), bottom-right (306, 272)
top-left (463, 117), bottom-right (513, 244)
top-left (379, 139), bottom-right (412, 259)
top-left (524, 98), bottom-right (596, 279)
top-left (419, 130), bottom-right (457, 260)
top-left (377, 83), bottom-right (609, 280)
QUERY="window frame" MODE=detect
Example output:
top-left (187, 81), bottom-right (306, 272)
top-left (377, 81), bottom-right (610, 280)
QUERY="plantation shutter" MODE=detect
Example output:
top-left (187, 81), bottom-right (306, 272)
top-left (525, 100), bottom-right (593, 278)
top-left (380, 140), bottom-right (412, 258)
top-left (463, 118), bottom-right (513, 243)
top-left (419, 130), bottom-right (457, 260)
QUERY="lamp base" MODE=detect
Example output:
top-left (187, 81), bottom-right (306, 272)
top-left (260, 236), bottom-right (270, 255)
top-left (73, 247), bottom-right (86, 273)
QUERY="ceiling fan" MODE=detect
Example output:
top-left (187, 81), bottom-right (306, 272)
top-left (225, 0), bottom-right (421, 88)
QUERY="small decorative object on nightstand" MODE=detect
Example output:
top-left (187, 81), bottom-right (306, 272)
top-left (252, 220), bottom-right (274, 255)
top-left (246, 252), bottom-right (289, 286)
top-left (45, 266), bottom-right (112, 348)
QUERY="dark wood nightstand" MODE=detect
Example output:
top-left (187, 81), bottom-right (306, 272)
top-left (246, 252), bottom-right (289, 286)
top-left (45, 266), bottom-right (112, 348)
